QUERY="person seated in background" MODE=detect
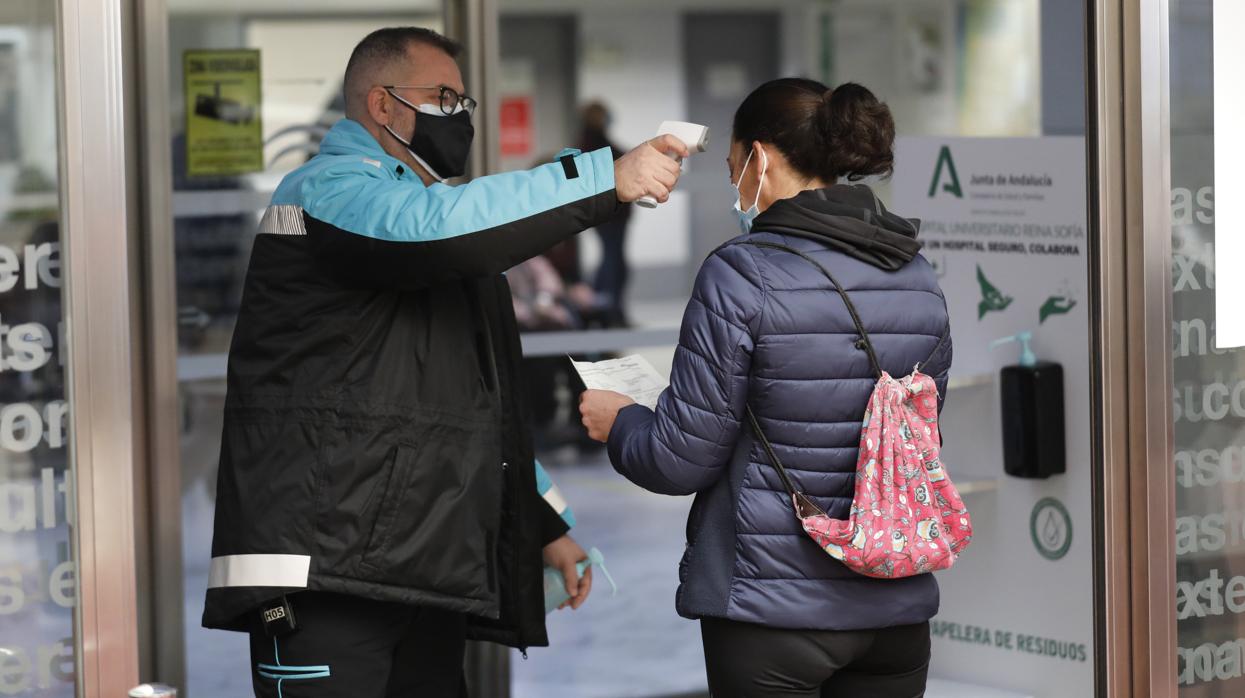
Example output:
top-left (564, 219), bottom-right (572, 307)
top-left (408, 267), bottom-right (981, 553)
top-left (508, 248), bottom-right (605, 450)
top-left (508, 253), bottom-right (596, 332)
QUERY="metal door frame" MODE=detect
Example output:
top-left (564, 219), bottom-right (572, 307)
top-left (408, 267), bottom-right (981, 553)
top-left (57, 0), bottom-right (146, 694)
top-left (1090, 0), bottom-right (1178, 695)
top-left (443, 3), bottom-right (513, 693)
top-left (131, 0), bottom-right (186, 687)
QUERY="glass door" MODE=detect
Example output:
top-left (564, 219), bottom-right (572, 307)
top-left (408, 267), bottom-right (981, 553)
top-left (1169, 0), bottom-right (1245, 694)
top-left (2, 0), bottom-right (145, 694)
top-left (0, 3), bottom-right (76, 696)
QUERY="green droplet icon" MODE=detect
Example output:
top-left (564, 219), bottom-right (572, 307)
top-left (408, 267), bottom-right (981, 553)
top-left (1043, 511), bottom-right (1061, 547)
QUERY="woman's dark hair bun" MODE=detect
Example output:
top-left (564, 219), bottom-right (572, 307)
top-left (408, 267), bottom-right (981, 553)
top-left (820, 82), bottom-right (895, 181)
top-left (732, 78), bottom-right (895, 184)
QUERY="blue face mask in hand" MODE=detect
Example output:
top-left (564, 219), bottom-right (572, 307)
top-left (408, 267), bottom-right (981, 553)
top-left (543, 547), bottom-right (618, 613)
top-left (731, 145), bottom-right (768, 235)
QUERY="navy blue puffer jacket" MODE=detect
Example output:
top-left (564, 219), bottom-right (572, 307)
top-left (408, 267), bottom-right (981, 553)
top-left (608, 185), bottom-right (952, 631)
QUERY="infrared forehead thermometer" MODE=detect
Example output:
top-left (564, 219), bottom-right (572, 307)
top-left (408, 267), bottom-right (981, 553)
top-left (637, 120), bottom-right (710, 208)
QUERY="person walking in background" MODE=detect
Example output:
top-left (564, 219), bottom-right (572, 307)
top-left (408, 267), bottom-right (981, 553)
top-left (578, 101), bottom-right (633, 327)
top-left (580, 80), bottom-right (952, 697)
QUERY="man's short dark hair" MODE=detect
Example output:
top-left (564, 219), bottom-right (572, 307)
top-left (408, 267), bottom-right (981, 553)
top-left (344, 27), bottom-right (462, 116)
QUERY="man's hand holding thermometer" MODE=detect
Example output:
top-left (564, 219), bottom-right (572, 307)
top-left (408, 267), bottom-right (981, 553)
top-left (613, 131), bottom-right (696, 205)
top-left (636, 121), bottom-right (710, 208)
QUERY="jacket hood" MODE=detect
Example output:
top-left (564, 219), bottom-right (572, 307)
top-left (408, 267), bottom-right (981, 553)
top-left (750, 184), bottom-right (922, 271)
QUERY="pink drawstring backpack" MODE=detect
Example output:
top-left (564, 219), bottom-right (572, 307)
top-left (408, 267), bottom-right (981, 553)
top-left (742, 241), bottom-right (972, 579)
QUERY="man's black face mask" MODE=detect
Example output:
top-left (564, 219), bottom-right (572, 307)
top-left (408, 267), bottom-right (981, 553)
top-left (383, 89), bottom-right (475, 181)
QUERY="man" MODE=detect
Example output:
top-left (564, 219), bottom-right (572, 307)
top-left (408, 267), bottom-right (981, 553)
top-left (203, 26), bottom-right (685, 697)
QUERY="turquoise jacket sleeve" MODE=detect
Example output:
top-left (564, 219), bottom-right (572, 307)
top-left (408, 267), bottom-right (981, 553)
top-left (297, 146), bottom-right (621, 290)
top-left (535, 459), bottom-right (576, 529)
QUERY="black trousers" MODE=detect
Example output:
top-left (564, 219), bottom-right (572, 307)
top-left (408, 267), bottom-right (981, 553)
top-left (249, 591), bottom-right (468, 698)
top-left (592, 217), bottom-right (629, 324)
top-left (701, 617), bottom-right (931, 698)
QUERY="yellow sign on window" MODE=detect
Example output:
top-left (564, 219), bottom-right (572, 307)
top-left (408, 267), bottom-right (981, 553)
top-left (184, 49), bottom-right (262, 177)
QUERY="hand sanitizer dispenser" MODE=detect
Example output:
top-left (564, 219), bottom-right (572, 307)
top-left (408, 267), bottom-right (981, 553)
top-left (990, 332), bottom-right (1066, 479)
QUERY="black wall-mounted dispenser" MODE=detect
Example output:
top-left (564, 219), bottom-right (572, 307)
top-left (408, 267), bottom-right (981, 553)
top-left (992, 332), bottom-right (1066, 479)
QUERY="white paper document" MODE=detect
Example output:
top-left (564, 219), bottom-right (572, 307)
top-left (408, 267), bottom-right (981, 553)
top-left (570, 354), bottom-right (669, 410)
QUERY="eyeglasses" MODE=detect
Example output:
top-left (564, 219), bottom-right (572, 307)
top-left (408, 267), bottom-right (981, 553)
top-left (384, 85), bottom-right (478, 116)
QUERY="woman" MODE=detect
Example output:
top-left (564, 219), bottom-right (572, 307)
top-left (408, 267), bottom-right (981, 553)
top-left (579, 79), bottom-right (952, 697)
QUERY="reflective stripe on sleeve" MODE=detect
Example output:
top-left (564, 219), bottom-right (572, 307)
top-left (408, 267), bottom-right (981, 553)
top-left (543, 483), bottom-right (569, 515)
top-left (208, 554), bottom-right (311, 589)
top-left (258, 204), bottom-right (307, 236)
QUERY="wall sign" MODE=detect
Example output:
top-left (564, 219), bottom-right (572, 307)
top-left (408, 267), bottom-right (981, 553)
top-left (499, 96), bottom-right (533, 158)
top-left (1030, 497), bottom-right (1072, 561)
top-left (184, 49), bottom-right (263, 177)
top-left (895, 137), bottom-right (1093, 696)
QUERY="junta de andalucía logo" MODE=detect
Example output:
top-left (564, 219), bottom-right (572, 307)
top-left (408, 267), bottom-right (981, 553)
top-left (927, 145), bottom-right (963, 199)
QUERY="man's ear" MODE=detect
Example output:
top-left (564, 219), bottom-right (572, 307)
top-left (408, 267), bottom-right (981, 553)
top-left (367, 86), bottom-right (392, 126)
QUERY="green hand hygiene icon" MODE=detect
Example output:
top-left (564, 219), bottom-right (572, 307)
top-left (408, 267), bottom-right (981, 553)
top-left (1039, 295), bottom-right (1077, 324)
top-left (976, 265), bottom-right (1013, 320)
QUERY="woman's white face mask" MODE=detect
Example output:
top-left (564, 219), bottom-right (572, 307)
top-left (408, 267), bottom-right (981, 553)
top-left (731, 145), bottom-right (768, 235)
